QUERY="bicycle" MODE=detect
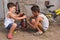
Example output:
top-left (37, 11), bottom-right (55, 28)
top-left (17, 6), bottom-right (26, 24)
top-left (42, 5), bottom-right (60, 25)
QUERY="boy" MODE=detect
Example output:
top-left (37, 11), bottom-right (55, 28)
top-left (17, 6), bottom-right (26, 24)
top-left (4, 2), bottom-right (26, 39)
top-left (27, 5), bottom-right (49, 35)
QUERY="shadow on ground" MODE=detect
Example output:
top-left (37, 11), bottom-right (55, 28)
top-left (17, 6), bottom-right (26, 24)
top-left (0, 20), bottom-right (60, 40)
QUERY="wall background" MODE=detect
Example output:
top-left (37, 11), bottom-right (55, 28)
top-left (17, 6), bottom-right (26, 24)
top-left (0, 0), bottom-right (60, 18)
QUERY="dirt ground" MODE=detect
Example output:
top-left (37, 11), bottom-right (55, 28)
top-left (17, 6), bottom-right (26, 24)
top-left (0, 19), bottom-right (60, 40)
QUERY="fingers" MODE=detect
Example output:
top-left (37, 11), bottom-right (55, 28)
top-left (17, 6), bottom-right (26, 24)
top-left (23, 15), bottom-right (27, 18)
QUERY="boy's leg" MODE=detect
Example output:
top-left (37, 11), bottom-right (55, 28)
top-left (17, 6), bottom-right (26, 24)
top-left (31, 19), bottom-right (36, 29)
top-left (9, 23), bottom-right (17, 34)
top-left (38, 23), bottom-right (45, 33)
top-left (8, 23), bottom-right (17, 39)
top-left (31, 19), bottom-right (43, 33)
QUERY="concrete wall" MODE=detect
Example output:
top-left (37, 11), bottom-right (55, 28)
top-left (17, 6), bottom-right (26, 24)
top-left (0, 0), bottom-right (4, 19)
top-left (4, 0), bottom-right (9, 18)
top-left (9, 0), bottom-right (60, 16)
top-left (0, 0), bottom-right (9, 19)
top-left (0, 0), bottom-right (60, 18)
top-left (50, 0), bottom-right (60, 11)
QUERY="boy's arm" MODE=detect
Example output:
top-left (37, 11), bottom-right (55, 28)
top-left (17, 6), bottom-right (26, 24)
top-left (27, 20), bottom-right (43, 32)
top-left (27, 21), bottom-right (34, 27)
top-left (9, 13), bottom-right (26, 20)
top-left (27, 17), bottom-right (35, 28)
top-left (27, 17), bottom-right (43, 32)
top-left (27, 16), bottom-right (43, 27)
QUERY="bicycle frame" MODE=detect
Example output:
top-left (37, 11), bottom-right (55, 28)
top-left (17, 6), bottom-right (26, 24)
top-left (55, 9), bottom-right (60, 15)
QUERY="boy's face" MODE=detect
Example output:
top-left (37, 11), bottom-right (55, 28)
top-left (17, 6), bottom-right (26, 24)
top-left (10, 6), bottom-right (16, 13)
top-left (32, 11), bottom-right (38, 17)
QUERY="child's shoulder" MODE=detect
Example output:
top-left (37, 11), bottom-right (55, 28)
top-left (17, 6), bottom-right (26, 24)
top-left (8, 11), bottom-right (15, 15)
top-left (7, 12), bottom-right (14, 17)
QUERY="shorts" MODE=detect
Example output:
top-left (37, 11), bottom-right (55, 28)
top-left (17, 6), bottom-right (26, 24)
top-left (38, 26), bottom-right (48, 32)
top-left (43, 27), bottom-right (48, 31)
top-left (6, 23), bottom-right (21, 30)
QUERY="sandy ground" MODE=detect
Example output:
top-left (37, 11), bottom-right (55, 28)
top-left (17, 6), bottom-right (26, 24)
top-left (0, 19), bottom-right (60, 40)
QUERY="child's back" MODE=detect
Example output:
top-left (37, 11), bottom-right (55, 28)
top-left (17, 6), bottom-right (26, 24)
top-left (38, 13), bottom-right (49, 31)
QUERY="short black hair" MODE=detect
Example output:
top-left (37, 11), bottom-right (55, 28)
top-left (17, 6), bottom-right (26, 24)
top-left (31, 5), bottom-right (40, 13)
top-left (7, 2), bottom-right (16, 9)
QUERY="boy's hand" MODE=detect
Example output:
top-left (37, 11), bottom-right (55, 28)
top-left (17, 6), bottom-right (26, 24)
top-left (23, 15), bottom-right (27, 19)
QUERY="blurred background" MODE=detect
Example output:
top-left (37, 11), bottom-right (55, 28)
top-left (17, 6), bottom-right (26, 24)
top-left (0, 0), bottom-right (60, 19)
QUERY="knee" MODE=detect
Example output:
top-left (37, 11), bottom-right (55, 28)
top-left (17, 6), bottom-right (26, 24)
top-left (38, 23), bottom-right (42, 26)
top-left (31, 19), bottom-right (35, 24)
top-left (12, 23), bottom-right (17, 27)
